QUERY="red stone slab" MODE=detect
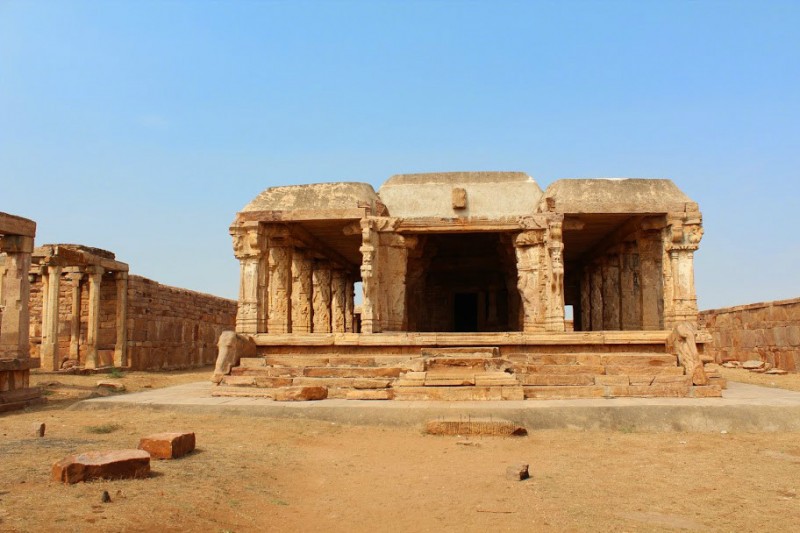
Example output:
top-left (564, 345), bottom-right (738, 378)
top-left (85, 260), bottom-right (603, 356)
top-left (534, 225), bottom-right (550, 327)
top-left (52, 450), bottom-right (150, 484)
top-left (138, 432), bottom-right (196, 459)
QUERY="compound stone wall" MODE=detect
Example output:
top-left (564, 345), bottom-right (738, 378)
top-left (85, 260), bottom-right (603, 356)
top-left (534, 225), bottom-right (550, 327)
top-left (126, 275), bottom-right (236, 370)
top-left (700, 297), bottom-right (800, 371)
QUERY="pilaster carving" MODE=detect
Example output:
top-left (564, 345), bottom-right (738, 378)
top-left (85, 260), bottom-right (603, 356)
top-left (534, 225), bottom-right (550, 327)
top-left (312, 262), bottom-right (332, 333)
top-left (231, 223), bottom-right (266, 334)
top-left (331, 269), bottom-right (347, 333)
top-left (514, 229), bottom-right (546, 332)
top-left (290, 250), bottom-right (313, 334)
top-left (265, 225), bottom-right (292, 334)
top-left (359, 218), bottom-right (379, 333)
top-left (545, 220), bottom-right (565, 332)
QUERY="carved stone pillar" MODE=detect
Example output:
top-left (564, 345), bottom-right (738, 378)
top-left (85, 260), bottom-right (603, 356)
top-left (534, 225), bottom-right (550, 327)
top-left (637, 230), bottom-right (663, 330)
top-left (114, 272), bottom-right (128, 367)
top-left (602, 254), bottom-right (621, 330)
top-left (590, 264), bottom-right (603, 331)
top-left (545, 220), bottom-right (565, 332)
top-left (345, 277), bottom-right (355, 333)
top-left (290, 250), bottom-right (313, 334)
top-left (580, 267), bottom-right (591, 332)
top-left (514, 229), bottom-right (546, 332)
top-left (0, 235), bottom-right (33, 360)
top-left (84, 266), bottom-right (104, 369)
top-left (66, 271), bottom-right (84, 359)
top-left (41, 263), bottom-right (62, 370)
top-left (231, 223), bottom-right (266, 335)
top-left (359, 219), bottom-right (379, 334)
top-left (312, 262), bottom-right (332, 333)
top-left (266, 226), bottom-right (292, 334)
top-left (331, 269), bottom-right (347, 333)
top-left (379, 233), bottom-right (412, 332)
top-left (619, 243), bottom-right (641, 331)
top-left (664, 213), bottom-right (703, 328)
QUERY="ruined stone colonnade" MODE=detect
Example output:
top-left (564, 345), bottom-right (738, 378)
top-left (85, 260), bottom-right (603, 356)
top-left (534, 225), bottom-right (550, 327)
top-left (229, 174), bottom-right (704, 338)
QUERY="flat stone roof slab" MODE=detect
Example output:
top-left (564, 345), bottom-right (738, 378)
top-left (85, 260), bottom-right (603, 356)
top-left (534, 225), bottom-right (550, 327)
top-left (241, 182), bottom-right (379, 214)
top-left (76, 381), bottom-right (800, 433)
top-left (542, 178), bottom-right (695, 213)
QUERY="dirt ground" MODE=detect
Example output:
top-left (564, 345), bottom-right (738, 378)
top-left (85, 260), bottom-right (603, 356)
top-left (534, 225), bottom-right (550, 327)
top-left (718, 366), bottom-right (800, 392)
top-left (0, 367), bottom-right (798, 532)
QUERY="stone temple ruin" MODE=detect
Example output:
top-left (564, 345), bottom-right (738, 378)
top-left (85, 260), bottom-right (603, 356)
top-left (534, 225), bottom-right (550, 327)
top-left (213, 172), bottom-right (723, 400)
top-left (0, 213), bottom-right (43, 411)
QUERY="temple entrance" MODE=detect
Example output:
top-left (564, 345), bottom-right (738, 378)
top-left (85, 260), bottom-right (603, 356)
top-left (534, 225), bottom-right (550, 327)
top-left (405, 232), bottom-right (521, 332)
top-left (453, 292), bottom-right (478, 332)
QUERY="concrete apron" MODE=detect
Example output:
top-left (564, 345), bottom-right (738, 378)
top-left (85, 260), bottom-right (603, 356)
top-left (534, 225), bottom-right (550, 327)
top-left (74, 381), bottom-right (800, 433)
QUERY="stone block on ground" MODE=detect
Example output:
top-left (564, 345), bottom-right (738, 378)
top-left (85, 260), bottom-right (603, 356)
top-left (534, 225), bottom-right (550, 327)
top-left (138, 432), bottom-right (196, 459)
top-left (742, 360), bottom-right (765, 370)
top-left (52, 450), bottom-right (151, 484)
top-left (506, 462), bottom-right (530, 481)
top-left (425, 418), bottom-right (527, 437)
top-left (32, 422), bottom-right (45, 438)
top-left (274, 386), bottom-right (328, 401)
top-left (96, 380), bottom-right (126, 392)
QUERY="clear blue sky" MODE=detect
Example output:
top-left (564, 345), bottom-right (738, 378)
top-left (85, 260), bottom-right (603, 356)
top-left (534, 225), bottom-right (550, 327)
top-left (2, 1), bottom-right (798, 309)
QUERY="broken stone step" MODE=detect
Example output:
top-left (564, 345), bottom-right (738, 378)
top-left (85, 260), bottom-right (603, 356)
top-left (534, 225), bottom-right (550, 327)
top-left (420, 347), bottom-right (500, 358)
top-left (264, 354), bottom-right (413, 367)
top-left (599, 354), bottom-right (678, 367)
top-left (604, 383), bottom-right (691, 398)
top-left (474, 372), bottom-right (520, 386)
top-left (594, 375), bottom-right (631, 386)
top-left (345, 389), bottom-right (393, 400)
top-left (393, 371), bottom-right (427, 387)
top-left (274, 386), bottom-right (328, 401)
top-left (514, 364), bottom-right (606, 375)
top-left (52, 450), bottom-right (151, 484)
top-left (231, 366), bottom-right (303, 377)
top-left (290, 377), bottom-right (392, 389)
top-left (424, 357), bottom-right (490, 370)
top-left (604, 365), bottom-right (684, 376)
top-left (393, 385), bottom-right (524, 401)
top-left (210, 386), bottom-right (277, 399)
top-left (302, 366), bottom-right (402, 378)
top-left (523, 385), bottom-right (606, 399)
top-left (691, 385), bottom-right (723, 398)
top-left (220, 376), bottom-right (293, 388)
top-left (423, 373), bottom-right (476, 386)
top-left (521, 374), bottom-right (596, 386)
top-left (627, 375), bottom-right (691, 386)
top-left (238, 357), bottom-right (267, 367)
top-left (507, 353), bottom-right (603, 366)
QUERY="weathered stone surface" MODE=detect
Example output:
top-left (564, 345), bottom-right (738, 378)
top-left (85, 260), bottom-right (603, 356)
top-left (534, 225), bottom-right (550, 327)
top-left (742, 360), bottom-right (765, 370)
top-left (506, 462), bottom-right (530, 481)
top-left (96, 380), bottom-right (126, 392)
top-left (345, 389), bottom-right (393, 400)
top-left (425, 418), bottom-right (527, 437)
top-left (138, 432), bottom-right (196, 459)
top-left (32, 421), bottom-right (45, 438)
top-left (273, 386), bottom-right (328, 401)
top-left (52, 450), bottom-right (151, 484)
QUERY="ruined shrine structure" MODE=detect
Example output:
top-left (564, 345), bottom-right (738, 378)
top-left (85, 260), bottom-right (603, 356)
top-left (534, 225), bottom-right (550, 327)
top-left (22, 244), bottom-right (236, 371)
top-left (214, 172), bottom-right (723, 400)
top-left (0, 212), bottom-right (43, 411)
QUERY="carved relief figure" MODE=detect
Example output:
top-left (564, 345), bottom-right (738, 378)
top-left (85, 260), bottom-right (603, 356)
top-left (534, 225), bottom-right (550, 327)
top-left (668, 322), bottom-right (708, 386)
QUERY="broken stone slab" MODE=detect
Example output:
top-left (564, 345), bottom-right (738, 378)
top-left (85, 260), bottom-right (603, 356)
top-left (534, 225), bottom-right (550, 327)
top-left (273, 386), bottom-right (328, 401)
top-left (138, 432), bottom-right (196, 459)
top-left (742, 360), bottom-right (765, 370)
top-left (32, 422), bottom-right (45, 438)
top-left (506, 462), bottom-right (530, 481)
top-left (721, 361), bottom-right (740, 368)
top-left (52, 450), bottom-right (151, 484)
top-left (425, 418), bottom-right (528, 437)
top-left (765, 368), bottom-right (789, 375)
top-left (96, 381), bottom-right (126, 392)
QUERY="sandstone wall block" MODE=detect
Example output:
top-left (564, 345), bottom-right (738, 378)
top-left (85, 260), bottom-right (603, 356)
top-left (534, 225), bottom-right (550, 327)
top-left (52, 450), bottom-right (151, 484)
top-left (138, 432), bottom-right (196, 459)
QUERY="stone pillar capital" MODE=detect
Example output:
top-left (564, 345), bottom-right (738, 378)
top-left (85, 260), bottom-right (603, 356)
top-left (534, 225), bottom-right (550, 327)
top-left (0, 235), bottom-right (34, 254)
top-left (114, 271), bottom-right (128, 281)
top-left (231, 223), bottom-right (266, 259)
top-left (515, 229), bottom-right (546, 248)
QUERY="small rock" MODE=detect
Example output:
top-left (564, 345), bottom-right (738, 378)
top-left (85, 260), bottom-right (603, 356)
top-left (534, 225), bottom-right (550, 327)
top-left (721, 362), bottom-right (739, 368)
top-left (101, 490), bottom-right (111, 503)
top-left (766, 368), bottom-right (788, 375)
top-left (96, 381), bottom-right (126, 392)
top-left (52, 450), bottom-right (150, 484)
top-left (138, 432), bottom-right (196, 459)
top-left (32, 422), bottom-right (46, 438)
top-left (742, 360), bottom-right (765, 370)
top-left (720, 430), bottom-right (728, 435)
top-left (506, 463), bottom-right (530, 481)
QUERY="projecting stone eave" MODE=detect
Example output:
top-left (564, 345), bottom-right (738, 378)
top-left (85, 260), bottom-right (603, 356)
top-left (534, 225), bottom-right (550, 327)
top-left (538, 178), bottom-right (700, 215)
top-left (0, 211), bottom-right (36, 237)
top-left (32, 244), bottom-right (129, 272)
top-left (233, 182), bottom-right (380, 225)
top-left (378, 171), bottom-right (543, 219)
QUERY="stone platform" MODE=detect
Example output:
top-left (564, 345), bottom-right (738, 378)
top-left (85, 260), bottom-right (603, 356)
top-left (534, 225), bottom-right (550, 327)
top-left (75, 381), bottom-right (800, 432)
top-left (213, 331), bottom-right (723, 400)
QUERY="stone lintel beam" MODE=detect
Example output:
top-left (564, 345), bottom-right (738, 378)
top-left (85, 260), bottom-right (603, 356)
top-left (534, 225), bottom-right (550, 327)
top-left (33, 245), bottom-right (128, 273)
top-left (234, 208), bottom-right (367, 224)
top-left (0, 212), bottom-right (36, 238)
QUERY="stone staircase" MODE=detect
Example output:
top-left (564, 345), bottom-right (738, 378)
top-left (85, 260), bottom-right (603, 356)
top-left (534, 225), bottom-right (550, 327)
top-left (212, 345), bottom-right (723, 400)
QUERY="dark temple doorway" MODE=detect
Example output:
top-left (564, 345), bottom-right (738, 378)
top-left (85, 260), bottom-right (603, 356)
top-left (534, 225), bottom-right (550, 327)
top-left (453, 292), bottom-right (479, 332)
